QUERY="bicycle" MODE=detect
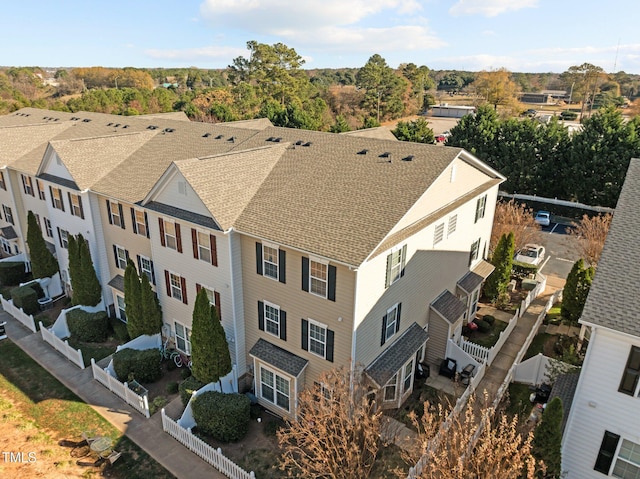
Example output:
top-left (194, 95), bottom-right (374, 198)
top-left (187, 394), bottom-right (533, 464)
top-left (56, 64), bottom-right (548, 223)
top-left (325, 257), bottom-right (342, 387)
top-left (160, 339), bottom-right (192, 369)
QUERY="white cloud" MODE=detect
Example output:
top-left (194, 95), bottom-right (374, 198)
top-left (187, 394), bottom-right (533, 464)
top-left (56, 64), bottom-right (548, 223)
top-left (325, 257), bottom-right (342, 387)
top-left (144, 46), bottom-right (247, 61)
top-left (449, 0), bottom-right (538, 17)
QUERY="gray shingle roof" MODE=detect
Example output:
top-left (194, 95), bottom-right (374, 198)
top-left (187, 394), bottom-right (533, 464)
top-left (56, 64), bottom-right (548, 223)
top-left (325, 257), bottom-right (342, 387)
top-left (249, 338), bottom-right (308, 377)
top-left (108, 275), bottom-right (125, 292)
top-left (38, 173), bottom-right (79, 190)
top-left (145, 201), bottom-right (220, 230)
top-left (457, 271), bottom-right (484, 294)
top-left (549, 372), bottom-right (580, 433)
top-left (0, 226), bottom-right (17, 240)
top-left (431, 290), bottom-right (467, 324)
top-left (365, 322), bottom-right (429, 388)
top-left (580, 158), bottom-right (640, 336)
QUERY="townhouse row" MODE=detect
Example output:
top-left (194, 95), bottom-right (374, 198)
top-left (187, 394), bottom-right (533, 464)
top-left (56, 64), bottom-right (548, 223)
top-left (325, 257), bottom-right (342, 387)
top-left (0, 108), bottom-right (504, 418)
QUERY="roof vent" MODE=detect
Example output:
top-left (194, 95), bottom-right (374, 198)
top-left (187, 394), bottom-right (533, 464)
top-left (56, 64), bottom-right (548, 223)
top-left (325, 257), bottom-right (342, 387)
top-left (294, 140), bottom-right (304, 146)
top-left (54, 118), bottom-right (59, 121)
top-left (163, 128), bottom-right (175, 133)
top-left (303, 142), bottom-right (312, 147)
top-left (82, 118), bottom-right (91, 122)
top-left (107, 122), bottom-right (113, 126)
top-left (402, 155), bottom-right (414, 162)
top-left (43, 116), bottom-right (49, 120)
top-left (214, 134), bottom-right (224, 140)
top-left (202, 133), bottom-right (211, 138)
top-left (70, 117), bottom-right (80, 121)
top-left (114, 123), bottom-right (121, 128)
top-left (122, 125), bottom-right (129, 128)
top-left (357, 149), bottom-right (368, 155)
top-left (379, 152), bottom-right (391, 158)
top-left (265, 137), bottom-right (275, 142)
top-left (227, 136), bottom-right (236, 143)
top-left (147, 125), bottom-right (158, 130)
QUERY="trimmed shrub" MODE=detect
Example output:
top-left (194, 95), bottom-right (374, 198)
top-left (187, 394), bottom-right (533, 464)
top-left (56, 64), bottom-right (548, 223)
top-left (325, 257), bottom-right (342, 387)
top-left (109, 316), bottom-right (130, 342)
top-left (10, 284), bottom-right (39, 315)
top-left (512, 261), bottom-right (538, 279)
top-left (179, 376), bottom-right (205, 406)
top-left (112, 348), bottom-right (162, 383)
top-left (67, 309), bottom-right (109, 342)
top-left (483, 314), bottom-right (496, 325)
top-left (166, 381), bottom-right (179, 395)
top-left (0, 262), bottom-right (28, 286)
top-left (192, 391), bottom-right (250, 442)
top-left (476, 319), bottom-right (491, 333)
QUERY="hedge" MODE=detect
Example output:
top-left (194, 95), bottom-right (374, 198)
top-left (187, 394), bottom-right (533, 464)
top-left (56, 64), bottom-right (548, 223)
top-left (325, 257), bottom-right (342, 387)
top-left (483, 315), bottom-right (496, 325)
top-left (512, 261), bottom-right (538, 279)
top-left (67, 309), bottom-right (110, 342)
top-left (192, 391), bottom-right (250, 442)
top-left (10, 284), bottom-right (39, 315)
top-left (109, 316), bottom-right (130, 342)
top-left (112, 348), bottom-right (162, 383)
top-left (179, 376), bottom-right (205, 406)
top-left (476, 319), bottom-right (491, 333)
top-left (0, 262), bottom-right (28, 286)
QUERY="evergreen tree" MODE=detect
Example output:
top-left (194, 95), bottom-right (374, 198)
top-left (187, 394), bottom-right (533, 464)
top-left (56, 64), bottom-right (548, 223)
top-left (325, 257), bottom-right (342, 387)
top-left (392, 118), bottom-right (435, 143)
top-left (124, 259), bottom-right (143, 338)
top-left (190, 289), bottom-right (231, 386)
top-left (26, 211), bottom-right (58, 279)
top-left (561, 259), bottom-right (594, 323)
top-left (67, 234), bottom-right (81, 304)
top-left (533, 397), bottom-right (563, 478)
top-left (484, 232), bottom-right (515, 302)
top-left (75, 234), bottom-right (102, 306)
top-left (140, 273), bottom-right (163, 335)
top-left (330, 114), bottom-right (351, 133)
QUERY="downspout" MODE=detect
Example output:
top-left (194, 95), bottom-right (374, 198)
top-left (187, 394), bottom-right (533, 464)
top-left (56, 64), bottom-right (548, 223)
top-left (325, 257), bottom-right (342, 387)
top-left (350, 266), bottom-right (359, 395)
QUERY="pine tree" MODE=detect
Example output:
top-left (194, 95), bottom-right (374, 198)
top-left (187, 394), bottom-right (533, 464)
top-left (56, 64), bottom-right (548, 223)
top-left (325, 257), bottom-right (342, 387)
top-left (67, 234), bottom-right (81, 304)
top-left (76, 234), bottom-right (102, 306)
top-left (124, 259), bottom-right (143, 338)
top-left (533, 397), bottom-right (563, 478)
top-left (190, 289), bottom-right (231, 386)
top-left (140, 273), bottom-right (163, 335)
top-left (26, 211), bottom-right (58, 279)
top-left (484, 232), bottom-right (515, 302)
top-left (561, 259), bottom-right (593, 323)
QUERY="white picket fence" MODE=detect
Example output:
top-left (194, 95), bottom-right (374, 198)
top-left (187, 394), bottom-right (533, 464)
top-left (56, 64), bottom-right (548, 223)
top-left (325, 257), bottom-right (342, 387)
top-left (161, 409), bottom-right (255, 479)
top-left (0, 294), bottom-right (36, 333)
top-left (39, 321), bottom-right (85, 369)
top-left (91, 358), bottom-right (150, 418)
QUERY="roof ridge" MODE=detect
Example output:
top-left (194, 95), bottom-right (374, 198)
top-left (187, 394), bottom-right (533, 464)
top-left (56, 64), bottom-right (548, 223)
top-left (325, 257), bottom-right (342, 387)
top-left (50, 130), bottom-right (157, 144)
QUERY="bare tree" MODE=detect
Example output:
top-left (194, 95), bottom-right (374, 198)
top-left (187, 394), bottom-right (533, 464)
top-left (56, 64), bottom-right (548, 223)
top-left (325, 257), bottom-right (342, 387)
top-left (491, 199), bottom-right (541, 254)
top-left (569, 213), bottom-right (612, 266)
top-left (400, 395), bottom-right (540, 479)
top-left (277, 366), bottom-right (382, 479)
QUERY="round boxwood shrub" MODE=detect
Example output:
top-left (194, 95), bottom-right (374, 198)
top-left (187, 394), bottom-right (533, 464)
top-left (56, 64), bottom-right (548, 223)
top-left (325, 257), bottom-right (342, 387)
top-left (179, 376), bottom-right (205, 406)
top-left (67, 309), bottom-right (109, 342)
top-left (483, 314), bottom-right (496, 325)
top-left (0, 262), bottom-right (28, 286)
top-left (476, 319), bottom-right (491, 333)
top-left (10, 284), bottom-right (39, 315)
top-left (113, 348), bottom-right (162, 383)
top-left (193, 391), bottom-right (250, 442)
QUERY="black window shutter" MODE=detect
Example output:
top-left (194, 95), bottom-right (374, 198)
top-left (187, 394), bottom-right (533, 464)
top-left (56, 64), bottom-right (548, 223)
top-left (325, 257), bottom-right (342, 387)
top-left (164, 270), bottom-right (171, 297)
top-left (400, 245), bottom-right (407, 278)
top-left (150, 260), bottom-right (156, 285)
top-left (57, 227), bottom-right (62, 247)
top-left (327, 265), bottom-right (337, 301)
top-left (118, 203), bottom-right (125, 229)
top-left (78, 196), bottom-right (84, 219)
top-left (619, 346), bottom-right (640, 395)
top-left (49, 186), bottom-right (55, 208)
top-left (381, 314), bottom-right (388, 346)
top-left (385, 253), bottom-right (392, 288)
top-left (301, 319), bottom-right (309, 351)
top-left (136, 254), bottom-right (142, 273)
top-left (258, 301), bottom-right (265, 331)
top-left (302, 257), bottom-right (309, 292)
top-left (144, 212), bottom-right (150, 238)
top-left (130, 208), bottom-right (137, 234)
top-left (280, 310), bottom-right (287, 341)
top-left (396, 303), bottom-right (402, 333)
top-left (67, 192), bottom-right (72, 213)
top-left (278, 249), bottom-right (286, 284)
top-left (594, 431), bottom-right (620, 474)
top-left (125, 249), bottom-right (130, 262)
top-left (180, 277), bottom-right (187, 305)
top-left (326, 330), bottom-right (334, 362)
top-left (113, 245), bottom-right (119, 268)
top-left (256, 242), bottom-right (263, 275)
top-left (106, 199), bottom-right (112, 224)
top-left (60, 191), bottom-right (64, 212)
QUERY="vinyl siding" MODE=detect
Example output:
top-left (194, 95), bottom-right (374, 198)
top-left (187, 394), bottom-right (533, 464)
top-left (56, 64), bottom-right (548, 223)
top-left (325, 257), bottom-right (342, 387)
top-left (42, 151), bottom-right (74, 181)
top-left (240, 233), bottom-right (355, 391)
top-left (425, 315), bottom-right (450, 365)
top-left (153, 172), bottom-right (211, 218)
top-left (251, 357), bottom-right (304, 421)
top-left (562, 328), bottom-right (640, 479)
top-left (228, 229), bottom-right (247, 375)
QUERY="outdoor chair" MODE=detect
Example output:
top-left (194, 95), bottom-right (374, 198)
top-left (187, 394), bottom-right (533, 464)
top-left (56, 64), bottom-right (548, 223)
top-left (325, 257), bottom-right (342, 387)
top-left (439, 358), bottom-right (457, 379)
top-left (460, 364), bottom-right (476, 386)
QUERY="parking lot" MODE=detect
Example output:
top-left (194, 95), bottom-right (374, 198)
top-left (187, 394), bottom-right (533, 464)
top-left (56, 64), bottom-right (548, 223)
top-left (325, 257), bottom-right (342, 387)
top-left (536, 219), bottom-right (581, 279)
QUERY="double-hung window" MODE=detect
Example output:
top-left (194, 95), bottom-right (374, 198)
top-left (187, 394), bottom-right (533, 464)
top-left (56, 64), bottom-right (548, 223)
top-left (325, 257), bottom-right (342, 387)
top-left (381, 303), bottom-right (402, 346)
top-left (2, 205), bottom-right (14, 225)
top-left (308, 320), bottom-right (327, 358)
top-left (69, 193), bottom-right (84, 218)
top-left (384, 374), bottom-right (397, 401)
top-left (21, 174), bottom-right (34, 196)
top-left (264, 302), bottom-right (281, 337)
top-left (44, 218), bottom-right (53, 238)
top-left (114, 245), bottom-right (128, 269)
top-left (263, 244), bottom-right (279, 280)
top-left (36, 179), bottom-right (45, 200)
top-left (174, 321), bottom-right (191, 354)
top-left (116, 295), bottom-right (126, 322)
top-left (260, 367), bottom-right (290, 411)
top-left (133, 210), bottom-right (147, 237)
top-left (107, 200), bottom-right (123, 227)
top-left (475, 195), bottom-right (487, 223)
top-left (310, 260), bottom-right (328, 298)
top-left (385, 245), bottom-right (407, 288)
top-left (196, 231), bottom-right (211, 263)
top-left (619, 346), bottom-right (640, 396)
top-left (139, 256), bottom-right (153, 282)
top-left (169, 272), bottom-right (183, 301)
top-left (403, 359), bottom-right (414, 393)
top-left (469, 238), bottom-right (481, 265)
top-left (164, 221), bottom-right (177, 250)
top-left (51, 187), bottom-right (64, 211)
top-left (58, 228), bottom-right (69, 249)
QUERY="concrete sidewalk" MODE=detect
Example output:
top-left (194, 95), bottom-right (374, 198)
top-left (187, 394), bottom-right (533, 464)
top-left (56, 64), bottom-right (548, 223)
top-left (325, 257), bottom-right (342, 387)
top-left (2, 310), bottom-right (225, 479)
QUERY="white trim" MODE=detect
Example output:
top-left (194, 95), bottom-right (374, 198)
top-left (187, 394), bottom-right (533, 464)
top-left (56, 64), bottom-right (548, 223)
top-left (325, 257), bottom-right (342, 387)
top-left (173, 320), bottom-right (191, 354)
top-left (114, 244), bottom-right (127, 269)
top-left (257, 363), bottom-right (292, 413)
top-left (307, 318), bottom-right (328, 359)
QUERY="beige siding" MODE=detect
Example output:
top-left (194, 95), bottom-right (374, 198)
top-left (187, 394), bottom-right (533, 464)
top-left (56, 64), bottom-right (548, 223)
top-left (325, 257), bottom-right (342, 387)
top-left (251, 357), bottom-right (304, 421)
top-left (240, 234), bottom-right (356, 392)
top-left (425, 315), bottom-right (449, 365)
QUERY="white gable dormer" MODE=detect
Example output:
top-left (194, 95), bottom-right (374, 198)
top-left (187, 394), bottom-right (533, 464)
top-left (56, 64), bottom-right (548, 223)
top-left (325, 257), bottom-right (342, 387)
top-left (38, 145), bottom-right (74, 182)
top-left (145, 164), bottom-right (212, 219)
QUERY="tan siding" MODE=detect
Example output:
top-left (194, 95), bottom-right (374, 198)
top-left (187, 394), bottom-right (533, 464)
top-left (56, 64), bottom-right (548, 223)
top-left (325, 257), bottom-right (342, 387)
top-left (241, 234), bottom-right (355, 393)
top-left (154, 173), bottom-right (211, 218)
top-left (425, 315), bottom-right (449, 365)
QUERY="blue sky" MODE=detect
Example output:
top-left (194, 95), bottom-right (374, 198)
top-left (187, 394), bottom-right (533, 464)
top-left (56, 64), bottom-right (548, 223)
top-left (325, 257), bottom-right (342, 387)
top-left (3, 0), bottom-right (639, 73)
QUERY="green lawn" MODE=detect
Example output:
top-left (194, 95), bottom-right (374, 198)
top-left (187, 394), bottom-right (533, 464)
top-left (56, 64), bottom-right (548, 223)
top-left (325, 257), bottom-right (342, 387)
top-left (0, 340), bottom-right (175, 479)
top-left (523, 332), bottom-right (553, 360)
top-left (67, 337), bottom-right (118, 367)
top-left (469, 319), bottom-right (509, 348)
top-left (504, 382), bottom-right (534, 419)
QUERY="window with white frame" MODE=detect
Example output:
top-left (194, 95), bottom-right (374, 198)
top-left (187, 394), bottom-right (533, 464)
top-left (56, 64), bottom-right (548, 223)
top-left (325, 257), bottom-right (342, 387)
top-left (448, 214), bottom-right (457, 237)
top-left (262, 244), bottom-right (279, 279)
top-left (313, 381), bottom-right (332, 400)
top-left (200, 285), bottom-right (216, 306)
top-left (196, 231), bottom-right (211, 263)
top-left (612, 438), bottom-right (640, 478)
top-left (58, 229), bottom-right (68, 248)
top-left (385, 304), bottom-right (399, 343)
top-left (384, 374), bottom-right (397, 401)
top-left (115, 245), bottom-right (127, 269)
top-left (387, 247), bottom-right (405, 287)
top-left (310, 259), bottom-right (328, 298)
top-left (619, 346), bottom-right (640, 396)
top-left (264, 302), bottom-right (281, 337)
top-left (116, 295), bottom-right (126, 322)
top-left (174, 321), bottom-right (191, 354)
top-left (164, 221), bottom-right (177, 250)
top-left (133, 210), bottom-right (147, 236)
top-left (474, 195), bottom-right (487, 223)
top-left (108, 200), bottom-right (121, 227)
top-left (403, 360), bottom-right (414, 393)
top-left (51, 187), bottom-right (64, 210)
top-left (139, 256), bottom-right (153, 282)
top-left (36, 179), bottom-right (45, 200)
top-left (2, 205), bottom-right (14, 225)
top-left (260, 366), bottom-right (290, 411)
top-left (21, 174), bottom-right (33, 196)
top-left (469, 238), bottom-right (480, 265)
top-left (69, 193), bottom-right (83, 218)
top-left (44, 218), bottom-right (53, 238)
top-left (1, 239), bottom-right (10, 254)
top-left (433, 223), bottom-right (444, 245)
top-left (169, 272), bottom-right (182, 301)
top-left (308, 320), bottom-right (327, 358)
